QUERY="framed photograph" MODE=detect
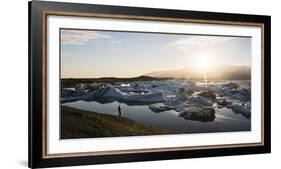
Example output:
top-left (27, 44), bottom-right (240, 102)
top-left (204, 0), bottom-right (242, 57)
top-left (28, 1), bottom-right (271, 168)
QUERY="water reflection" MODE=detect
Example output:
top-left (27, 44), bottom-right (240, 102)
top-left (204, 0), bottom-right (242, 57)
top-left (63, 100), bottom-right (250, 134)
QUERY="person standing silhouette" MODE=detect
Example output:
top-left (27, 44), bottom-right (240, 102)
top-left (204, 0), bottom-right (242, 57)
top-left (118, 105), bottom-right (122, 117)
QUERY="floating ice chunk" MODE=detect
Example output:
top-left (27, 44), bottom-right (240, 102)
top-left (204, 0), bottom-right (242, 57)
top-left (177, 88), bottom-right (194, 95)
top-left (222, 88), bottom-right (250, 102)
top-left (62, 84), bottom-right (167, 104)
top-left (61, 88), bottom-right (76, 98)
top-left (75, 83), bottom-right (91, 93)
top-left (124, 92), bottom-right (166, 103)
top-left (226, 102), bottom-right (251, 118)
top-left (216, 97), bottom-right (232, 106)
top-left (194, 90), bottom-right (216, 101)
top-left (179, 107), bottom-right (215, 122)
top-left (187, 95), bottom-right (213, 107)
top-left (231, 89), bottom-right (251, 102)
top-left (90, 85), bottom-right (166, 103)
top-left (222, 82), bottom-right (239, 90)
top-left (149, 103), bottom-right (171, 113)
top-left (100, 86), bottom-right (124, 99)
top-left (60, 94), bottom-right (93, 103)
top-left (169, 94), bottom-right (189, 106)
top-left (120, 83), bottom-right (130, 87)
top-left (169, 90), bottom-right (213, 107)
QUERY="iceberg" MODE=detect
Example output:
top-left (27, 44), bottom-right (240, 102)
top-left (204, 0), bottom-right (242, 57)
top-left (222, 82), bottom-right (239, 90)
top-left (195, 90), bottom-right (216, 101)
top-left (179, 107), bottom-right (215, 122)
top-left (61, 88), bottom-right (76, 98)
top-left (169, 94), bottom-right (213, 107)
top-left (94, 85), bottom-right (124, 99)
top-left (187, 95), bottom-right (213, 107)
top-left (123, 92), bottom-right (166, 103)
top-left (62, 84), bottom-right (166, 104)
top-left (61, 79), bottom-right (251, 121)
top-left (149, 103), bottom-right (171, 112)
top-left (226, 102), bottom-right (251, 118)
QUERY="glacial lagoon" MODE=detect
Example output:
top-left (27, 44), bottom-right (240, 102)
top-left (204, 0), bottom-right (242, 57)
top-left (61, 79), bottom-right (251, 134)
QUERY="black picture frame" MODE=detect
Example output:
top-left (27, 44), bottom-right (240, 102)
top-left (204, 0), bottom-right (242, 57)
top-left (28, 0), bottom-right (271, 168)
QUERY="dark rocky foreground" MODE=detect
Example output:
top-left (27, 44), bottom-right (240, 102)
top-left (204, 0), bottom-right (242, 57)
top-left (61, 106), bottom-right (174, 139)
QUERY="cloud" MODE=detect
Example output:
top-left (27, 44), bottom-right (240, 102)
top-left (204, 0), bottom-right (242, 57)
top-left (61, 29), bottom-right (111, 45)
top-left (170, 36), bottom-right (234, 50)
top-left (109, 40), bottom-right (122, 44)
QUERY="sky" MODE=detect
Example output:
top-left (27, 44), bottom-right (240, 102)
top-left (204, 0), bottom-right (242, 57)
top-left (60, 29), bottom-right (251, 78)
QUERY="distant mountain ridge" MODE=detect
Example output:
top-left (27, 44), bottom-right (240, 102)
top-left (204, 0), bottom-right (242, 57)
top-left (144, 65), bottom-right (251, 80)
top-left (61, 76), bottom-right (171, 88)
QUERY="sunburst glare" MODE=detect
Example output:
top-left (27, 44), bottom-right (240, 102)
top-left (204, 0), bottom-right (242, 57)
top-left (194, 53), bottom-right (214, 88)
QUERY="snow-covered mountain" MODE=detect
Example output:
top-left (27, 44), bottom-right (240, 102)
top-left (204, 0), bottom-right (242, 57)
top-left (144, 65), bottom-right (251, 80)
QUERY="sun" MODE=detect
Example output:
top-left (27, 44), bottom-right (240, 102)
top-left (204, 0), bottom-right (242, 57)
top-left (196, 57), bottom-right (209, 71)
top-left (194, 53), bottom-right (213, 72)
top-left (193, 53), bottom-right (214, 88)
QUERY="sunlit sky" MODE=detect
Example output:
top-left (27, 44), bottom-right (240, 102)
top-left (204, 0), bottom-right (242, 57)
top-left (60, 29), bottom-right (251, 78)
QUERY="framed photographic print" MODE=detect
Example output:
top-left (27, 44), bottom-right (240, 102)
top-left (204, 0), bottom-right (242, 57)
top-left (28, 0), bottom-right (271, 168)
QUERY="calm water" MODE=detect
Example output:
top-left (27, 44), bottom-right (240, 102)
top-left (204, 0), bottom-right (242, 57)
top-left (63, 100), bottom-right (251, 134)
